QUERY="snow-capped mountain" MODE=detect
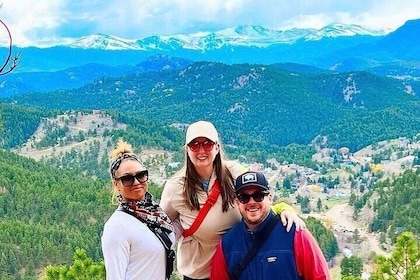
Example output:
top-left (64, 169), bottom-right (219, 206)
top-left (68, 33), bottom-right (140, 50)
top-left (303, 23), bottom-right (389, 40)
top-left (3, 19), bottom-right (419, 97)
top-left (8, 19), bottom-right (418, 74)
top-left (64, 23), bottom-right (389, 51)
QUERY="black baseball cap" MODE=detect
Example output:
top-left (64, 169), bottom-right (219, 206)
top-left (235, 171), bottom-right (269, 193)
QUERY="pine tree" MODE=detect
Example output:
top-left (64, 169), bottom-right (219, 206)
top-left (42, 248), bottom-right (105, 280)
top-left (371, 231), bottom-right (420, 280)
top-left (340, 256), bottom-right (363, 279)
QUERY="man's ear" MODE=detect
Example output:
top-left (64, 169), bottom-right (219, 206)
top-left (234, 197), bottom-right (240, 208)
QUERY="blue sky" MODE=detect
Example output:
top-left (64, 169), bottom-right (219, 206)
top-left (1, 0), bottom-right (419, 47)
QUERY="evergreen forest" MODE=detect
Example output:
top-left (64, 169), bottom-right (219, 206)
top-left (4, 62), bottom-right (420, 152)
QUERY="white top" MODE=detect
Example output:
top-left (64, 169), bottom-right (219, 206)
top-left (101, 210), bottom-right (175, 280)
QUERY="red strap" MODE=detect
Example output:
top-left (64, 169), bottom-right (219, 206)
top-left (182, 180), bottom-right (221, 237)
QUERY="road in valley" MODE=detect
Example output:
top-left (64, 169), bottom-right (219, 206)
top-left (321, 203), bottom-right (389, 257)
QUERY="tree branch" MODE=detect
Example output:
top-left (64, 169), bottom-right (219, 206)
top-left (0, 19), bottom-right (20, 75)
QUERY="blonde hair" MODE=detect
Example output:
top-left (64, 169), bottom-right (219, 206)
top-left (109, 139), bottom-right (141, 178)
top-left (109, 139), bottom-right (134, 162)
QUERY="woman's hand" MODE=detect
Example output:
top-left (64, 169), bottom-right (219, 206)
top-left (271, 202), bottom-right (306, 232)
top-left (280, 210), bottom-right (306, 232)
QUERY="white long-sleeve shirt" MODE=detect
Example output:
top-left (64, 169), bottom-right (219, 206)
top-left (101, 210), bottom-right (175, 280)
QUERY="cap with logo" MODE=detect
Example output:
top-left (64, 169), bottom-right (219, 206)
top-left (235, 171), bottom-right (269, 193)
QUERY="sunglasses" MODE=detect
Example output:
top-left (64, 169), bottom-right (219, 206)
top-left (237, 191), bottom-right (270, 204)
top-left (187, 140), bottom-right (215, 152)
top-left (116, 170), bottom-right (148, 187)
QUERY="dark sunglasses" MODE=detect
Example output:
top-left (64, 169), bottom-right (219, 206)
top-left (237, 191), bottom-right (270, 204)
top-left (116, 170), bottom-right (148, 187)
top-left (187, 140), bottom-right (215, 152)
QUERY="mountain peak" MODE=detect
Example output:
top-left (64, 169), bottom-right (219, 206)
top-left (68, 34), bottom-right (139, 50)
top-left (303, 23), bottom-right (388, 40)
top-left (233, 25), bottom-right (270, 36)
top-left (387, 18), bottom-right (420, 37)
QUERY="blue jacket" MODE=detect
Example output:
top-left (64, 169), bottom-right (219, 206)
top-left (221, 211), bottom-right (302, 280)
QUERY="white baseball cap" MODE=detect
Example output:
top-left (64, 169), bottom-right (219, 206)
top-left (185, 121), bottom-right (219, 144)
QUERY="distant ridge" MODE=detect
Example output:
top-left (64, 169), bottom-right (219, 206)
top-left (62, 23), bottom-right (389, 51)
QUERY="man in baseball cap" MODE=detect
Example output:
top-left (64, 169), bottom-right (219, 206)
top-left (234, 171), bottom-right (272, 229)
top-left (211, 170), bottom-right (331, 280)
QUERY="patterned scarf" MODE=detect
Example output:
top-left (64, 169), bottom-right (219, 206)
top-left (118, 192), bottom-right (174, 234)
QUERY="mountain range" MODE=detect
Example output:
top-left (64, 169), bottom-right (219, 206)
top-left (0, 19), bottom-right (419, 97)
top-left (66, 23), bottom-right (387, 50)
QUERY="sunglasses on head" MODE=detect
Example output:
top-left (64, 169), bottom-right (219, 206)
top-left (116, 170), bottom-right (148, 187)
top-left (187, 140), bottom-right (215, 152)
top-left (237, 191), bottom-right (270, 204)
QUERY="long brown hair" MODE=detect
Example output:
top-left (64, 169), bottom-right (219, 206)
top-left (184, 145), bottom-right (236, 212)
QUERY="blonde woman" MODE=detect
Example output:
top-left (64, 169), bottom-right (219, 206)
top-left (102, 139), bottom-right (174, 280)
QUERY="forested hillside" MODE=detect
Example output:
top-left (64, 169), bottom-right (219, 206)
top-left (0, 104), bottom-right (317, 174)
top-left (0, 104), bottom-right (53, 148)
top-left (0, 149), bottom-right (110, 278)
top-left (4, 62), bottom-right (420, 152)
top-left (370, 169), bottom-right (420, 237)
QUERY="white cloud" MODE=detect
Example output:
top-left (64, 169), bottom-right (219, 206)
top-left (0, 0), bottom-right (419, 47)
top-left (1, 0), bottom-right (66, 46)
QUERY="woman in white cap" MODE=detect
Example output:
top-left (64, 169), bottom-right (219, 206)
top-left (160, 120), bottom-right (304, 280)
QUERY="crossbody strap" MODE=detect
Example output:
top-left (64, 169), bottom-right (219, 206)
top-left (230, 214), bottom-right (280, 280)
top-left (120, 208), bottom-right (173, 249)
top-left (120, 208), bottom-right (175, 280)
top-left (182, 179), bottom-right (221, 237)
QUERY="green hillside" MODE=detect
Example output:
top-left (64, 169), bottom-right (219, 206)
top-left (370, 169), bottom-right (420, 236)
top-left (0, 104), bottom-right (53, 148)
top-left (0, 150), bottom-right (111, 279)
top-left (4, 62), bottom-right (420, 153)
